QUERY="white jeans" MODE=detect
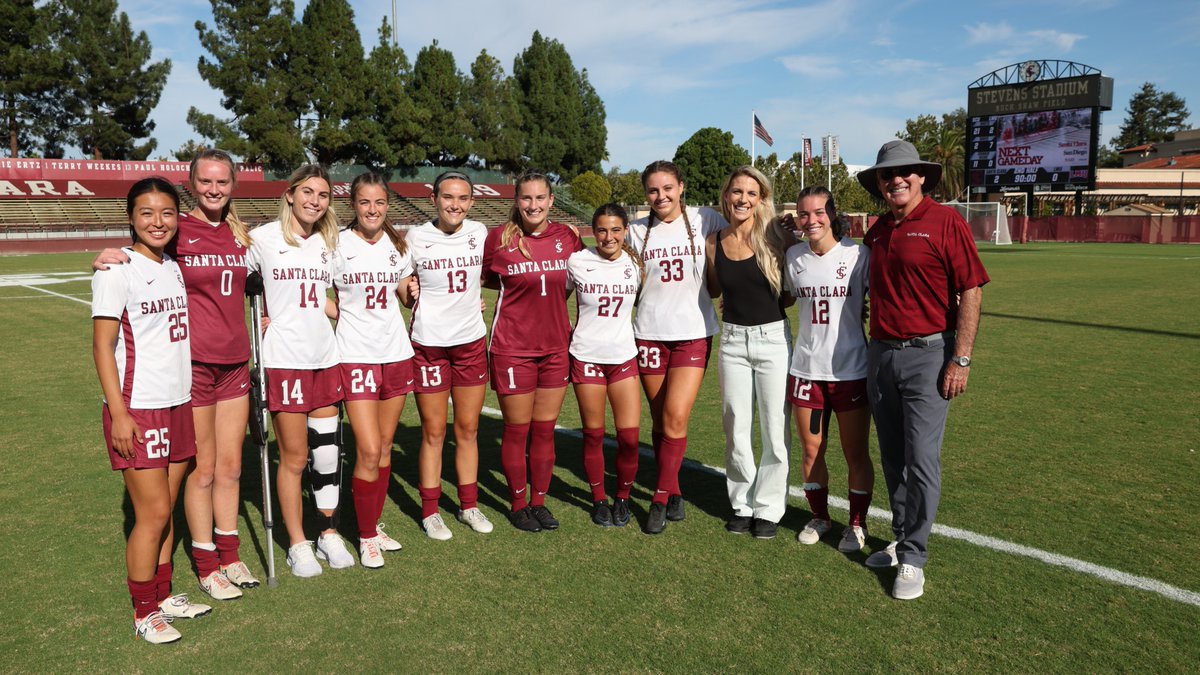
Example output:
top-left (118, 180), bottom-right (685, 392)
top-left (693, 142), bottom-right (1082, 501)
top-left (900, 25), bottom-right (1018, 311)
top-left (718, 320), bottom-right (792, 523)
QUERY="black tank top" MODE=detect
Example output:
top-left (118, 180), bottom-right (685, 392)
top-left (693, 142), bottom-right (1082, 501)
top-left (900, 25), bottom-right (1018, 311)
top-left (714, 236), bottom-right (786, 326)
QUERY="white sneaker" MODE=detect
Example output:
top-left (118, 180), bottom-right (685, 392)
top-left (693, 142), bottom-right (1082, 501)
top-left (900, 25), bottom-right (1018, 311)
top-left (316, 533), bottom-right (356, 569)
top-left (198, 569), bottom-right (243, 600)
top-left (457, 507), bottom-right (494, 534)
top-left (287, 541), bottom-right (323, 578)
top-left (158, 593), bottom-right (211, 619)
top-left (796, 518), bottom-right (832, 545)
top-left (220, 560), bottom-right (260, 588)
top-left (375, 523), bottom-right (403, 552)
top-left (359, 536), bottom-right (385, 569)
top-left (838, 525), bottom-right (867, 553)
top-left (865, 541), bottom-right (899, 569)
top-left (134, 610), bottom-right (181, 644)
top-left (893, 564), bottom-right (925, 600)
top-left (422, 513), bottom-right (453, 541)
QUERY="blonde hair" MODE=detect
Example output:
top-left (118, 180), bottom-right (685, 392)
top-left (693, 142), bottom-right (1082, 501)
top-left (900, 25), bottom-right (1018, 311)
top-left (277, 164), bottom-right (338, 250)
top-left (500, 170), bottom-right (553, 261)
top-left (346, 172), bottom-right (406, 255)
top-left (189, 148), bottom-right (250, 247)
top-left (719, 165), bottom-right (785, 297)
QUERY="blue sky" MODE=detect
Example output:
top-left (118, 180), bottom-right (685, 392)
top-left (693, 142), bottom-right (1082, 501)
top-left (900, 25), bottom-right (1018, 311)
top-left (125, 0), bottom-right (1199, 171)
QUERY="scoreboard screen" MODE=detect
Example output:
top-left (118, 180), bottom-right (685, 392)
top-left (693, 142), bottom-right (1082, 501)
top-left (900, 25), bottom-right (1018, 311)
top-left (967, 107), bottom-right (1096, 191)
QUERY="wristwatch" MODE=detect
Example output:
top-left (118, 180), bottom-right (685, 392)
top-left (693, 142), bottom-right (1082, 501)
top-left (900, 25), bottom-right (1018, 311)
top-left (951, 355), bottom-right (971, 367)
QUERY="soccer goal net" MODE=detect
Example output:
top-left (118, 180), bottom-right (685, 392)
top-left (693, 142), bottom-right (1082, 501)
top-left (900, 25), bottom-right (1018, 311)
top-left (944, 201), bottom-right (1013, 245)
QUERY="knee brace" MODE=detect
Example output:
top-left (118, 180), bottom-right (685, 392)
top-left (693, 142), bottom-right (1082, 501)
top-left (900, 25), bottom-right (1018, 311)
top-left (307, 415), bottom-right (341, 512)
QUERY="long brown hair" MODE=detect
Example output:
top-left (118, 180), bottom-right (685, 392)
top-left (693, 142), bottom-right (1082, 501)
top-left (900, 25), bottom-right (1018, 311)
top-left (346, 172), bottom-right (405, 255)
top-left (639, 160), bottom-right (697, 279)
top-left (276, 164), bottom-right (338, 250)
top-left (500, 170), bottom-right (553, 261)
top-left (189, 148), bottom-right (250, 247)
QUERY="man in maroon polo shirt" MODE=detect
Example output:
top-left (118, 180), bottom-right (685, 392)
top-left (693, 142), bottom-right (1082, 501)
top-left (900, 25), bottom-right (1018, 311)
top-left (857, 140), bottom-right (989, 600)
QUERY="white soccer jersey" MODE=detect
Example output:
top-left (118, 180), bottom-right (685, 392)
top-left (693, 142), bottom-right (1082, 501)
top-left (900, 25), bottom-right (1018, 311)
top-left (406, 219), bottom-right (487, 347)
top-left (628, 205), bottom-right (726, 340)
top-left (332, 229), bottom-right (415, 364)
top-left (247, 222), bottom-right (338, 369)
top-left (567, 247), bottom-right (640, 364)
top-left (91, 248), bottom-right (192, 408)
top-left (784, 236), bottom-right (869, 381)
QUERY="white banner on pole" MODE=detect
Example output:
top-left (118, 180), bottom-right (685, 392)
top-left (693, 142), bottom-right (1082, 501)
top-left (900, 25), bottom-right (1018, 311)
top-left (829, 136), bottom-right (839, 165)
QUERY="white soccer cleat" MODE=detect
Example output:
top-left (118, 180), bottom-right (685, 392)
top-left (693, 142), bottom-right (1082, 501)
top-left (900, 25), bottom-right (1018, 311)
top-left (422, 513), bottom-right (453, 541)
top-left (893, 564), bottom-right (925, 600)
top-left (316, 533), bottom-right (356, 569)
top-left (359, 537), bottom-right (385, 569)
top-left (796, 518), bottom-right (832, 545)
top-left (865, 541), bottom-right (899, 569)
top-left (198, 569), bottom-right (243, 600)
top-left (838, 525), bottom-right (867, 553)
top-left (456, 507), bottom-right (494, 534)
top-left (158, 593), bottom-right (212, 619)
top-left (286, 541), bottom-right (323, 578)
top-left (134, 610), bottom-right (181, 644)
top-left (220, 560), bottom-right (261, 588)
top-left (375, 523), bottom-right (403, 552)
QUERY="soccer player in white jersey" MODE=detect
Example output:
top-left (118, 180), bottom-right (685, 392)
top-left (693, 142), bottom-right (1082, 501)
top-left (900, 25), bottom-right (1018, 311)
top-left (93, 178), bottom-right (210, 644)
top-left (627, 160), bottom-right (728, 534)
top-left (405, 171), bottom-right (493, 541)
top-left (331, 173), bottom-right (414, 568)
top-left (247, 165), bottom-right (352, 577)
top-left (782, 186), bottom-right (873, 553)
top-left (93, 149), bottom-right (258, 599)
top-left (566, 204), bottom-right (644, 527)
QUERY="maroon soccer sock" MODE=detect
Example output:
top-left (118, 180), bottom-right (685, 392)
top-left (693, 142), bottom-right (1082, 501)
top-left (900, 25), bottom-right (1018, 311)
top-left (529, 420), bottom-right (557, 507)
top-left (128, 577), bottom-right (158, 620)
top-left (154, 562), bottom-right (172, 602)
top-left (375, 465), bottom-right (392, 523)
top-left (804, 485), bottom-right (830, 521)
top-left (419, 485), bottom-right (441, 519)
top-left (500, 422), bottom-right (531, 511)
top-left (581, 428), bottom-right (607, 502)
top-left (213, 530), bottom-right (240, 566)
top-left (352, 476), bottom-right (378, 540)
top-left (192, 542), bottom-right (219, 579)
top-left (615, 427), bottom-right (640, 500)
top-left (654, 435), bottom-right (686, 505)
top-left (457, 482), bottom-right (479, 511)
top-left (848, 490), bottom-right (872, 527)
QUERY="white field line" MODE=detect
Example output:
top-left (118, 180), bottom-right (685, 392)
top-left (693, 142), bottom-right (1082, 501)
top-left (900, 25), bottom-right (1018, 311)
top-left (481, 405), bottom-right (1200, 609)
top-left (19, 284), bottom-right (90, 306)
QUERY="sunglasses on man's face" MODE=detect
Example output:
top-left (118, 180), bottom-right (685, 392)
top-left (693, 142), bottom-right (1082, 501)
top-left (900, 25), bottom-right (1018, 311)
top-left (877, 165), bottom-right (923, 181)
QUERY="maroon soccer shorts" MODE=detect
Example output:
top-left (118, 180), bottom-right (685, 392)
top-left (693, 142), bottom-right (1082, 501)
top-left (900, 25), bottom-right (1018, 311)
top-left (490, 351), bottom-right (570, 395)
top-left (190, 361), bottom-right (250, 407)
top-left (412, 338), bottom-right (488, 394)
top-left (340, 360), bottom-right (415, 401)
top-left (787, 376), bottom-right (868, 412)
top-left (570, 355), bottom-right (639, 386)
top-left (635, 336), bottom-right (713, 375)
top-left (105, 401), bottom-right (197, 471)
top-left (265, 366), bottom-right (343, 413)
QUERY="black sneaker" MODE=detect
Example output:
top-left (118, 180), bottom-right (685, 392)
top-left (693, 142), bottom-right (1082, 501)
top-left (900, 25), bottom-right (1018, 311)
top-left (666, 495), bottom-right (685, 521)
top-left (530, 505), bottom-right (560, 530)
top-left (510, 507), bottom-right (542, 533)
top-left (645, 502), bottom-right (667, 534)
top-left (725, 515), bottom-right (753, 534)
top-left (751, 518), bottom-right (778, 540)
top-left (612, 498), bottom-right (631, 527)
top-left (591, 501), bottom-right (614, 527)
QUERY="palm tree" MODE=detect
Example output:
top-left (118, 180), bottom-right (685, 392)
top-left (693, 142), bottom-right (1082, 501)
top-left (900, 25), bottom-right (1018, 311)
top-left (928, 125), bottom-right (965, 202)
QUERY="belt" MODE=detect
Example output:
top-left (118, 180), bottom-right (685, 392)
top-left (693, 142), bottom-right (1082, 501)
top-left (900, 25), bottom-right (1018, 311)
top-left (875, 332), bottom-right (953, 349)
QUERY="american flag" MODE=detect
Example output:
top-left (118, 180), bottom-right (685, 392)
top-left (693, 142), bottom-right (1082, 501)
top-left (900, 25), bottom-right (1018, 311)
top-left (753, 114), bottom-right (774, 146)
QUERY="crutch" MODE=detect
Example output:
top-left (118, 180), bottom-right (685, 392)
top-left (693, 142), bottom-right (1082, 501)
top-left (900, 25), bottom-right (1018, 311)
top-left (246, 272), bottom-right (278, 588)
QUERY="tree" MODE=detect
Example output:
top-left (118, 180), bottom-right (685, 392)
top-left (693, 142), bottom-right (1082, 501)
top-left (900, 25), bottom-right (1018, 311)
top-left (571, 170), bottom-right (611, 209)
top-left (606, 167), bottom-right (643, 207)
top-left (1112, 82), bottom-right (1190, 150)
top-left (409, 41), bottom-right (470, 165)
top-left (359, 17), bottom-right (426, 170)
top-left (1, 1), bottom-right (63, 157)
top-left (463, 49), bottom-right (524, 172)
top-left (172, 140), bottom-right (204, 162)
top-left (54, 0), bottom-right (171, 159)
top-left (192, 0), bottom-right (305, 169)
top-left (512, 31), bottom-right (607, 180)
top-left (898, 107), bottom-right (967, 202)
top-left (672, 127), bottom-right (750, 205)
top-left (290, 0), bottom-right (372, 165)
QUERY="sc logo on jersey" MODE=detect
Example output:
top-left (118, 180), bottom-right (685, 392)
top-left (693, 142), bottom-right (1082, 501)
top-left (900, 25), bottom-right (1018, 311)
top-left (555, 241), bottom-right (563, 253)
top-left (389, 252), bottom-right (398, 266)
top-left (468, 236), bottom-right (477, 250)
top-left (836, 264), bottom-right (847, 280)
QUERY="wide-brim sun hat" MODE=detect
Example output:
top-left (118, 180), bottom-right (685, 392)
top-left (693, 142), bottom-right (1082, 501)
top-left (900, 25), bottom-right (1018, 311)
top-left (856, 140), bottom-right (942, 200)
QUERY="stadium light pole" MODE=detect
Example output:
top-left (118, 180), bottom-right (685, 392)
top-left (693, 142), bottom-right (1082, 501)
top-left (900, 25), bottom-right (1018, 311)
top-left (392, 0), bottom-right (397, 45)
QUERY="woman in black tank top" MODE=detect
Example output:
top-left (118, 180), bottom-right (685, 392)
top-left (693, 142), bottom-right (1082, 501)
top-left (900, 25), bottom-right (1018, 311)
top-left (705, 166), bottom-right (795, 540)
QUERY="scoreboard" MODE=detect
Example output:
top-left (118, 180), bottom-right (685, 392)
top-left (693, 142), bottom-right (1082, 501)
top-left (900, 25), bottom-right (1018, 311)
top-left (967, 107), bottom-right (1095, 191)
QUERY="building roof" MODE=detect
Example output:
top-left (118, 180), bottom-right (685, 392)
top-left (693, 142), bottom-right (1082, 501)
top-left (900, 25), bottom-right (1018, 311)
top-left (1126, 155), bottom-right (1200, 170)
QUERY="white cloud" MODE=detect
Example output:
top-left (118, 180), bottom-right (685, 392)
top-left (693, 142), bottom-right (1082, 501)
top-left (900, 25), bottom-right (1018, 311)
top-left (778, 55), bottom-right (843, 79)
top-left (965, 21), bottom-right (1015, 45)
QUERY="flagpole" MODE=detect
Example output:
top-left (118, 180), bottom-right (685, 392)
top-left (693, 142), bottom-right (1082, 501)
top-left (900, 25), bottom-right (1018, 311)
top-left (751, 110), bottom-right (756, 160)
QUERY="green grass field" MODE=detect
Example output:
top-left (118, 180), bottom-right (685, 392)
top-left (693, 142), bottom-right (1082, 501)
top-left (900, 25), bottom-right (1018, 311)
top-left (1, 243), bottom-right (1197, 672)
